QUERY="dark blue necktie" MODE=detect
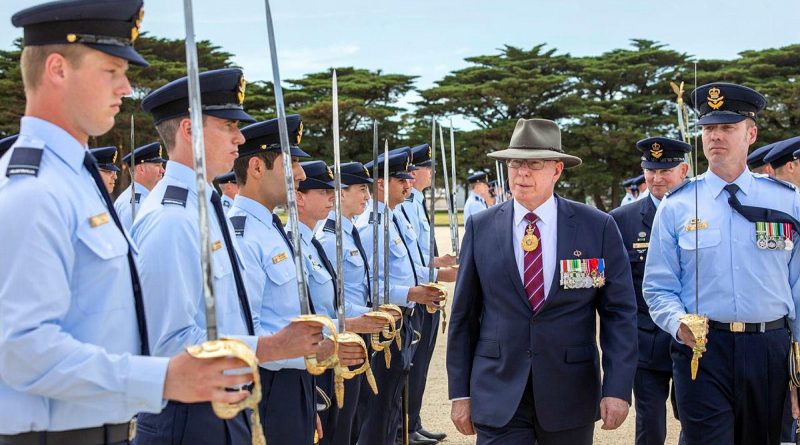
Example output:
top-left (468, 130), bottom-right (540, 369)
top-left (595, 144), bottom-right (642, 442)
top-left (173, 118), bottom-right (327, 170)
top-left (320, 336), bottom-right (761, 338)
top-left (311, 237), bottom-right (338, 312)
top-left (83, 152), bottom-right (149, 355)
top-left (392, 214), bottom-right (419, 286)
top-left (724, 183), bottom-right (800, 232)
top-left (280, 217), bottom-right (316, 314)
top-left (351, 227), bottom-right (372, 306)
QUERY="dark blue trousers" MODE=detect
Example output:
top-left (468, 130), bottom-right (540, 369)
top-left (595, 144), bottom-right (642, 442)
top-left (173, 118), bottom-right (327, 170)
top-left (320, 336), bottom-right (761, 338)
top-left (408, 309), bottom-right (439, 433)
top-left (133, 401), bottom-right (251, 445)
top-left (259, 367), bottom-right (315, 445)
top-left (672, 327), bottom-right (790, 445)
top-left (358, 311), bottom-right (418, 445)
top-left (318, 373), bottom-right (362, 445)
top-left (474, 374), bottom-right (594, 445)
top-left (634, 367), bottom-right (674, 445)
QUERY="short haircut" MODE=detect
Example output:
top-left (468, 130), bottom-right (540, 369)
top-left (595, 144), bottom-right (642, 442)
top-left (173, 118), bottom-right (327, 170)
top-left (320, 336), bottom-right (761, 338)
top-left (233, 151), bottom-right (279, 185)
top-left (155, 115), bottom-right (208, 153)
top-left (21, 44), bottom-right (90, 92)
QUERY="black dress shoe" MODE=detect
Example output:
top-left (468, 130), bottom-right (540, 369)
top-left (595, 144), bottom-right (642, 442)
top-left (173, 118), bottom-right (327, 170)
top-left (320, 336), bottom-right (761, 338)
top-left (418, 428), bottom-right (447, 441)
top-left (409, 431), bottom-right (439, 445)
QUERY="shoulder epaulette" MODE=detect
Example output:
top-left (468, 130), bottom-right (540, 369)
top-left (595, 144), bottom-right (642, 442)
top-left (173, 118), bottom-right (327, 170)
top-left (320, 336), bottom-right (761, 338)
top-left (161, 185), bottom-right (189, 207)
top-left (473, 195), bottom-right (480, 201)
top-left (665, 178), bottom-right (693, 198)
top-left (763, 175), bottom-right (797, 191)
top-left (134, 192), bottom-right (141, 204)
top-left (230, 215), bottom-right (247, 236)
top-left (5, 147), bottom-right (44, 177)
top-left (323, 218), bottom-right (335, 233)
top-left (368, 212), bottom-right (381, 224)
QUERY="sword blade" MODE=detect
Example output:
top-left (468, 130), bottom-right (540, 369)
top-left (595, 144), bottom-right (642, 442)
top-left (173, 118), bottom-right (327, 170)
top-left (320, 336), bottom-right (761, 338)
top-left (449, 120), bottom-right (459, 260)
top-left (182, 0), bottom-right (217, 340)
top-left (438, 123), bottom-right (457, 255)
top-left (428, 117), bottom-right (436, 283)
top-left (371, 121), bottom-right (379, 308)
top-left (332, 70), bottom-right (346, 332)
top-left (382, 139), bottom-right (390, 306)
top-left (263, 0), bottom-right (311, 314)
top-left (129, 114), bottom-right (137, 223)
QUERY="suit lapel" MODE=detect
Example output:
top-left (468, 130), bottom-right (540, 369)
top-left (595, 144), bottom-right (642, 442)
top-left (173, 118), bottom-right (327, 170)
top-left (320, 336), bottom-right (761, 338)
top-left (495, 201), bottom-right (530, 310)
top-left (537, 196), bottom-right (576, 314)
top-left (640, 195), bottom-right (656, 229)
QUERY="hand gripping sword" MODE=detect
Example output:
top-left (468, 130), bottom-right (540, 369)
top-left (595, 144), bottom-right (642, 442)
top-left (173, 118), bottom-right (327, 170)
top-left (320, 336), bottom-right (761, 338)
top-left (262, 0), bottom-right (341, 382)
top-left (179, 2), bottom-right (265, 444)
top-left (330, 70), bottom-right (377, 402)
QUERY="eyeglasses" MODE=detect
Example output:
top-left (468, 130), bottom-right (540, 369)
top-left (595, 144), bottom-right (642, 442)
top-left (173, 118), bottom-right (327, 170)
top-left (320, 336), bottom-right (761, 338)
top-left (505, 159), bottom-right (556, 170)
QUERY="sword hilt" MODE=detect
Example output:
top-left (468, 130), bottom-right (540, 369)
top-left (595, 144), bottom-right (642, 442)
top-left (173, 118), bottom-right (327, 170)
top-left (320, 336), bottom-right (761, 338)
top-left (186, 338), bottom-right (266, 445)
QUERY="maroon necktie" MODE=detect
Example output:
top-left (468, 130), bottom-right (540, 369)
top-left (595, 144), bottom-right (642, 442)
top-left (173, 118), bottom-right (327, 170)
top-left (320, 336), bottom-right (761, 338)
top-left (523, 212), bottom-right (545, 311)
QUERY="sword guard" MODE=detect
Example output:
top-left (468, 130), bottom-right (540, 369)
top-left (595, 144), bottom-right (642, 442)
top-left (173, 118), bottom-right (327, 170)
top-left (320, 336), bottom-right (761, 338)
top-left (423, 282), bottom-right (448, 314)
top-left (293, 314), bottom-right (341, 376)
top-left (337, 331), bottom-right (379, 395)
top-left (186, 338), bottom-right (266, 445)
top-left (679, 313), bottom-right (709, 380)
top-left (364, 310), bottom-right (398, 368)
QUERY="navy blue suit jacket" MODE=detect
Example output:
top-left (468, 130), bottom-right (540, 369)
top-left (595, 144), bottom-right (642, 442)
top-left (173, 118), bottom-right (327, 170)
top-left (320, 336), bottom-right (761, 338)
top-left (446, 196), bottom-right (638, 431)
top-left (609, 196), bottom-right (673, 373)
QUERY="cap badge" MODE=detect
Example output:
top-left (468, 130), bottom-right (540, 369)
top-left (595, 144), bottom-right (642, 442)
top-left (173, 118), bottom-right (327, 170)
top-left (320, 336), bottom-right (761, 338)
top-left (158, 144), bottom-right (163, 158)
top-left (237, 76), bottom-right (247, 105)
top-left (296, 121), bottom-right (304, 145)
top-left (707, 86), bottom-right (724, 110)
top-left (112, 149), bottom-right (118, 164)
top-left (427, 147), bottom-right (432, 159)
top-left (327, 167), bottom-right (334, 180)
top-left (363, 167), bottom-right (370, 177)
top-left (131, 8), bottom-right (144, 42)
top-left (651, 142), bottom-right (663, 159)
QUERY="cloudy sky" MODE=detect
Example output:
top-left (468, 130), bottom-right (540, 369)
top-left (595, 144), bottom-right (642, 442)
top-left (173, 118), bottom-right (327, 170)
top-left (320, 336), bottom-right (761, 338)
top-left (2, 0), bottom-right (797, 123)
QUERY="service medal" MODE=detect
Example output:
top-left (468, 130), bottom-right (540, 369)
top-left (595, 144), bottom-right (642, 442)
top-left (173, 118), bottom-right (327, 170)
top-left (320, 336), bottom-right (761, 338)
top-left (767, 239), bottom-right (778, 250)
top-left (522, 225), bottom-right (539, 252)
top-left (777, 239), bottom-right (786, 250)
top-left (757, 239), bottom-right (768, 249)
top-left (786, 239), bottom-right (795, 250)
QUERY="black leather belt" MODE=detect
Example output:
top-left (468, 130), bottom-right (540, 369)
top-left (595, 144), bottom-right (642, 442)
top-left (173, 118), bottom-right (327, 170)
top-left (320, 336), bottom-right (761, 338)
top-left (708, 318), bottom-right (786, 333)
top-left (0, 423), bottom-right (130, 445)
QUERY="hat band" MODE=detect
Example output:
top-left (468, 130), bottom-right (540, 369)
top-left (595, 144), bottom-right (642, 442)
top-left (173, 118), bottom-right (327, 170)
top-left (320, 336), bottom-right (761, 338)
top-left (67, 33), bottom-right (132, 47)
top-left (203, 103), bottom-right (244, 111)
top-left (507, 145), bottom-right (564, 153)
top-left (641, 157), bottom-right (685, 163)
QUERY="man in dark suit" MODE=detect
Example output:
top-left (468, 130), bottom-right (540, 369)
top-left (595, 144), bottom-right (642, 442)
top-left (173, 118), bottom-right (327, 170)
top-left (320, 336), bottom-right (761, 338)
top-left (447, 118), bottom-right (638, 445)
top-left (609, 137), bottom-right (691, 445)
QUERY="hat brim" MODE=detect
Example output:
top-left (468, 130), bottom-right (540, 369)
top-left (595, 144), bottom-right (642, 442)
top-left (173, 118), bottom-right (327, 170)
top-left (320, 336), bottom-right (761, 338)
top-left (391, 172), bottom-right (413, 180)
top-left (415, 161), bottom-right (432, 168)
top-left (142, 157), bottom-right (167, 164)
top-left (98, 163), bottom-right (120, 172)
top-left (488, 148), bottom-right (582, 168)
top-left (86, 43), bottom-right (148, 67)
top-left (698, 112), bottom-right (748, 125)
top-left (341, 173), bottom-right (373, 185)
top-left (298, 178), bottom-right (337, 190)
top-left (206, 109), bottom-right (257, 124)
top-left (641, 160), bottom-right (683, 170)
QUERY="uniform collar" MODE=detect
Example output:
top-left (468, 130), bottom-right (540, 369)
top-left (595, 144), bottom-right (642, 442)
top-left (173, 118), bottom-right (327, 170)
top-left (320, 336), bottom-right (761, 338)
top-left (411, 188), bottom-right (423, 202)
top-left (299, 222), bottom-right (314, 244)
top-left (133, 181), bottom-right (148, 193)
top-left (513, 194), bottom-right (556, 227)
top-left (19, 116), bottom-right (86, 175)
top-left (650, 193), bottom-right (662, 208)
top-left (325, 210), bottom-right (355, 232)
top-left (704, 168), bottom-right (754, 198)
top-left (163, 160), bottom-right (217, 201)
top-left (232, 194), bottom-right (274, 226)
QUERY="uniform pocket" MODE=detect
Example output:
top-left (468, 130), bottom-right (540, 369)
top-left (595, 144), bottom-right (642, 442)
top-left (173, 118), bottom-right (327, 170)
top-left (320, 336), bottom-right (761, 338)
top-left (678, 228), bottom-right (721, 250)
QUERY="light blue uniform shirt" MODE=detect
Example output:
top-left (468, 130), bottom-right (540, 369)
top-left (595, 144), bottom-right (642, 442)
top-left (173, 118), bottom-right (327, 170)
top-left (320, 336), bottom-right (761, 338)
top-left (643, 169), bottom-right (800, 339)
top-left (229, 195), bottom-right (305, 370)
top-left (131, 161), bottom-right (257, 357)
top-left (0, 117), bottom-right (168, 434)
top-left (355, 200), bottom-right (416, 307)
top-left (395, 207), bottom-right (436, 284)
top-left (462, 191), bottom-right (488, 223)
top-left (300, 223), bottom-right (337, 320)
top-left (316, 214), bottom-right (372, 316)
top-left (400, 188), bottom-right (434, 264)
top-left (114, 181), bottom-right (149, 232)
top-left (221, 194), bottom-right (235, 212)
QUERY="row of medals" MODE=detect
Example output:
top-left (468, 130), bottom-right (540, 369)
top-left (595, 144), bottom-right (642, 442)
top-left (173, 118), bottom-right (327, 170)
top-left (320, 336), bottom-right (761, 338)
top-left (756, 234), bottom-right (793, 251)
top-left (521, 225), bottom-right (604, 289)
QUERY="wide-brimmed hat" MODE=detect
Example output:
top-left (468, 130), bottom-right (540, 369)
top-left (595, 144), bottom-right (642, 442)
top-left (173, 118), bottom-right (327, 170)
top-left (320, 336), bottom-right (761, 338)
top-left (488, 118), bottom-right (582, 168)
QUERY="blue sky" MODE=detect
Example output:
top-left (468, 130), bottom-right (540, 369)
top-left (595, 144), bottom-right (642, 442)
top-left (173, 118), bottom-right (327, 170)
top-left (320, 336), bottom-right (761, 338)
top-left (2, 0), bottom-right (798, 126)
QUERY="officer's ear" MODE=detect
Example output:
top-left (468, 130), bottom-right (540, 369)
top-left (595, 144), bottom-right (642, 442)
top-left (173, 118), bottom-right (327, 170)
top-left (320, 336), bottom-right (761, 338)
top-left (177, 117), bottom-right (193, 146)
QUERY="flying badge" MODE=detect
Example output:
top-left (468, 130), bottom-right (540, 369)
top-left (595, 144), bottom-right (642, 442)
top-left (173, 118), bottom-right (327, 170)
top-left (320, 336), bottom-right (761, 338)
top-left (89, 212), bottom-right (110, 228)
top-left (755, 221), bottom-right (794, 251)
top-left (560, 258), bottom-right (605, 289)
top-left (685, 218), bottom-right (708, 232)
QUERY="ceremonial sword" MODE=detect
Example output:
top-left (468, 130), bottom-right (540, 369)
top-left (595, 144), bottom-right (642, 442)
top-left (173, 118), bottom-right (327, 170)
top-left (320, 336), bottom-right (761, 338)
top-left (330, 70), bottom-right (377, 402)
top-left (129, 114), bottom-right (137, 224)
top-left (449, 119), bottom-right (460, 261)
top-left (438, 123), bottom-right (459, 257)
top-left (180, 2), bottom-right (265, 444)
top-left (262, 0), bottom-right (341, 379)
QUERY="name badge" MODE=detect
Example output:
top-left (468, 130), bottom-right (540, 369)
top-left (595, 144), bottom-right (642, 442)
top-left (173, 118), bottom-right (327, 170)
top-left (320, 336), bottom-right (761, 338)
top-left (394, 238), bottom-right (402, 245)
top-left (632, 242), bottom-right (649, 249)
top-left (212, 240), bottom-right (223, 252)
top-left (272, 252), bottom-right (288, 264)
top-left (349, 250), bottom-right (360, 257)
top-left (89, 212), bottom-right (109, 228)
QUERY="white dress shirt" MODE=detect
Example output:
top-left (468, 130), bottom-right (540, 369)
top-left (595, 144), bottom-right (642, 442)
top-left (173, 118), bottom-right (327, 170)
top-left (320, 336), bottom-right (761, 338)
top-left (513, 195), bottom-right (558, 299)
